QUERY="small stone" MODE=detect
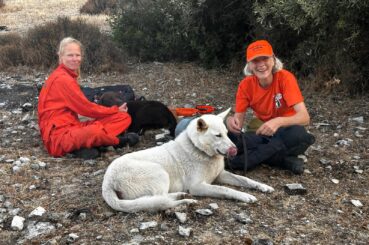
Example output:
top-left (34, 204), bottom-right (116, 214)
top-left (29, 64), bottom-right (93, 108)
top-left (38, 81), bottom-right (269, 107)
top-left (8, 208), bottom-right (21, 216)
top-left (349, 116), bottom-right (364, 124)
top-left (178, 225), bottom-right (191, 237)
top-left (78, 212), bottom-right (87, 220)
top-left (29, 206), bottom-right (46, 217)
top-left (38, 161), bottom-right (47, 168)
top-left (284, 183), bottom-right (307, 195)
top-left (130, 228), bottom-right (139, 233)
top-left (351, 199), bottom-right (363, 207)
top-left (319, 158), bottom-right (331, 165)
top-left (139, 221), bottom-right (158, 230)
top-left (160, 223), bottom-right (169, 231)
top-left (209, 203), bottom-right (219, 210)
top-left (355, 169), bottom-right (363, 174)
top-left (175, 212), bottom-right (187, 223)
top-left (195, 209), bottom-right (213, 216)
top-left (67, 233), bottom-right (79, 243)
top-left (11, 216), bottom-right (25, 231)
top-left (252, 238), bottom-right (274, 245)
top-left (331, 179), bottom-right (339, 184)
top-left (12, 166), bottom-right (21, 173)
top-left (19, 157), bottom-right (30, 164)
top-left (235, 212), bottom-right (253, 224)
top-left (96, 235), bottom-right (102, 240)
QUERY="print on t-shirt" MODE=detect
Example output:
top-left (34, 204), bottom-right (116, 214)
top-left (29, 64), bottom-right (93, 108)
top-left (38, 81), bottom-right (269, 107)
top-left (274, 93), bottom-right (282, 109)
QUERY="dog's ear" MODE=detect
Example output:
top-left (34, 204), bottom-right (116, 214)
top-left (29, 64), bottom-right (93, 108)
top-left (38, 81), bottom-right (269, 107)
top-left (217, 108), bottom-right (231, 120)
top-left (197, 118), bottom-right (208, 132)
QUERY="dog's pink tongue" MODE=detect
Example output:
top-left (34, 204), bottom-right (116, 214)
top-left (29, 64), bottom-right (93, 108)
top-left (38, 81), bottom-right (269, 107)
top-left (227, 147), bottom-right (237, 157)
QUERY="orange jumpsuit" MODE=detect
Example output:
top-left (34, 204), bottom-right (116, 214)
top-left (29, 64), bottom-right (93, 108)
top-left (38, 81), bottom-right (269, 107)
top-left (38, 64), bottom-right (131, 157)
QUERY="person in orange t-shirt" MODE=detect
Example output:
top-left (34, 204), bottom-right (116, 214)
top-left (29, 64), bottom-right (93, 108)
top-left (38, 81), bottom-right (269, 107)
top-left (38, 37), bottom-right (139, 159)
top-left (226, 40), bottom-right (315, 174)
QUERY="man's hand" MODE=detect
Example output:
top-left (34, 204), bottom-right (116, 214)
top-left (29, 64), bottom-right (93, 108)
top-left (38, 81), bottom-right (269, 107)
top-left (256, 117), bottom-right (281, 136)
top-left (226, 115), bottom-right (242, 133)
top-left (118, 102), bottom-right (128, 112)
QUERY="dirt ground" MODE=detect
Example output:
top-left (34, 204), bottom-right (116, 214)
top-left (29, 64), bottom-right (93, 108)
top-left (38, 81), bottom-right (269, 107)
top-left (0, 1), bottom-right (368, 244)
top-left (0, 63), bottom-right (368, 244)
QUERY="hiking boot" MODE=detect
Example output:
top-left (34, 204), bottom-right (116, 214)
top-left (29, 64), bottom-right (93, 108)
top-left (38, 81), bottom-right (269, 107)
top-left (280, 156), bottom-right (304, 175)
top-left (73, 148), bottom-right (100, 160)
top-left (117, 132), bottom-right (140, 147)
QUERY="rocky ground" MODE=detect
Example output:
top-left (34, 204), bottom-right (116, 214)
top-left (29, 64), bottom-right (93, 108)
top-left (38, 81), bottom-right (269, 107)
top-left (0, 1), bottom-right (368, 244)
top-left (0, 63), bottom-right (368, 244)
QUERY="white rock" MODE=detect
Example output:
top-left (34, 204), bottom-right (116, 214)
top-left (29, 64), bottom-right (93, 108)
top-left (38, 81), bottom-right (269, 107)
top-left (37, 161), bottom-right (47, 168)
top-left (130, 228), bottom-right (139, 233)
top-left (11, 216), bottom-right (25, 231)
top-left (209, 203), bottom-right (219, 210)
top-left (355, 169), bottom-right (363, 174)
top-left (297, 155), bottom-right (308, 163)
top-left (175, 212), bottom-right (187, 223)
top-left (139, 221), bottom-right (158, 230)
top-left (178, 225), bottom-right (191, 237)
top-left (195, 208), bottom-right (213, 216)
top-left (333, 133), bottom-right (339, 137)
top-left (349, 116), bottom-right (364, 124)
top-left (331, 179), bottom-right (339, 184)
top-left (12, 166), bottom-right (21, 173)
top-left (29, 206), bottom-right (46, 217)
top-left (25, 221), bottom-right (55, 239)
top-left (351, 199), bottom-right (363, 207)
top-left (67, 233), bottom-right (79, 243)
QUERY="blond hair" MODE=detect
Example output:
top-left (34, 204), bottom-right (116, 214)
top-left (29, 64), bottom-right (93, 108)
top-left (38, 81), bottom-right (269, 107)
top-left (243, 56), bottom-right (283, 76)
top-left (57, 37), bottom-right (83, 77)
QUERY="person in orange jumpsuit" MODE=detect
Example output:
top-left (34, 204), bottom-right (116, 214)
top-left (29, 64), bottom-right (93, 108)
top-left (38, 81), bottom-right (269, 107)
top-left (38, 37), bottom-right (138, 159)
top-left (226, 40), bottom-right (315, 174)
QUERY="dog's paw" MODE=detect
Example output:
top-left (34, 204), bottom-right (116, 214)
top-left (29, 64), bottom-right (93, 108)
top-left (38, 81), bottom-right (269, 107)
top-left (169, 192), bottom-right (192, 200)
top-left (258, 184), bottom-right (275, 193)
top-left (179, 199), bottom-right (198, 206)
top-left (240, 194), bottom-right (257, 203)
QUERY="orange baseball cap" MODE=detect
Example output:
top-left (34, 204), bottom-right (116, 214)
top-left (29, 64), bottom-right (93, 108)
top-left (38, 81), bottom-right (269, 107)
top-left (246, 40), bottom-right (274, 62)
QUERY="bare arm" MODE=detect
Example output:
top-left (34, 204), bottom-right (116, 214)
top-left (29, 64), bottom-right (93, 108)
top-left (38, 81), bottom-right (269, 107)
top-left (256, 102), bottom-right (310, 136)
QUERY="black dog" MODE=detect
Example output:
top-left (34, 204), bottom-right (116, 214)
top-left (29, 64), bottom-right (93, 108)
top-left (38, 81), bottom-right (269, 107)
top-left (99, 91), bottom-right (177, 137)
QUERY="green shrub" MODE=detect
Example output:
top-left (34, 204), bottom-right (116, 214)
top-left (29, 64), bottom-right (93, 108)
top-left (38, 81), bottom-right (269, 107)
top-left (21, 17), bottom-right (126, 72)
top-left (111, 0), bottom-right (254, 67)
top-left (80, 0), bottom-right (118, 15)
top-left (111, 0), bottom-right (196, 62)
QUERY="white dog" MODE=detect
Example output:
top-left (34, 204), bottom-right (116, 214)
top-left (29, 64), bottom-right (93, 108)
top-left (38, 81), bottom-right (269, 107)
top-left (102, 109), bottom-right (274, 212)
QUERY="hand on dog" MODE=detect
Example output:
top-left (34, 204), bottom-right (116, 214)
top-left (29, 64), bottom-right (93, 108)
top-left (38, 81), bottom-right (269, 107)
top-left (118, 102), bottom-right (128, 112)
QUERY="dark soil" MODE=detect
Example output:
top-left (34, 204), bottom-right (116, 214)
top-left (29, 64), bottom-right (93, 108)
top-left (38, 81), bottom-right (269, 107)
top-left (0, 63), bottom-right (368, 244)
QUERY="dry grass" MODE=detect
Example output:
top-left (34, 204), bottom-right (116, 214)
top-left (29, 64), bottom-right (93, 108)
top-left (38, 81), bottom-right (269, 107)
top-left (0, 0), bottom-right (110, 35)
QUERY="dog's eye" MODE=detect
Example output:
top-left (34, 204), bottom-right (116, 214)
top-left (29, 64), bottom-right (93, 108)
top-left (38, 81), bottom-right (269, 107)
top-left (215, 134), bottom-right (222, 138)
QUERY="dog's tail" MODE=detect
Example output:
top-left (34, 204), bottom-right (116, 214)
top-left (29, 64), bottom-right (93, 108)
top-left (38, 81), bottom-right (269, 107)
top-left (102, 180), bottom-right (195, 213)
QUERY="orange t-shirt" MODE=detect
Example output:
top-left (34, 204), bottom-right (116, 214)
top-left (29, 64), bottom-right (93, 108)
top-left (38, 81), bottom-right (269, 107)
top-left (235, 69), bottom-right (303, 122)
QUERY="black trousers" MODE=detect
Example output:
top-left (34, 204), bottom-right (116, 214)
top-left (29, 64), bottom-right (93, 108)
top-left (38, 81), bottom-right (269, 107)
top-left (227, 125), bottom-right (315, 170)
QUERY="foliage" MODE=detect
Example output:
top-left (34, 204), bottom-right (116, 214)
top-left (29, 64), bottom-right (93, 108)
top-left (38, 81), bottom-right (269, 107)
top-left (110, 0), bottom-right (196, 62)
top-left (0, 17), bottom-right (126, 73)
top-left (111, 0), bottom-right (254, 67)
top-left (80, 0), bottom-right (119, 15)
top-left (253, 0), bottom-right (369, 93)
top-left (111, 0), bottom-right (369, 93)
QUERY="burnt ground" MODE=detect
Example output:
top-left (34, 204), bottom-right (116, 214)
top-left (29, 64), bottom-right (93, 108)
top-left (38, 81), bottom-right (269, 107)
top-left (0, 63), bottom-right (368, 244)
